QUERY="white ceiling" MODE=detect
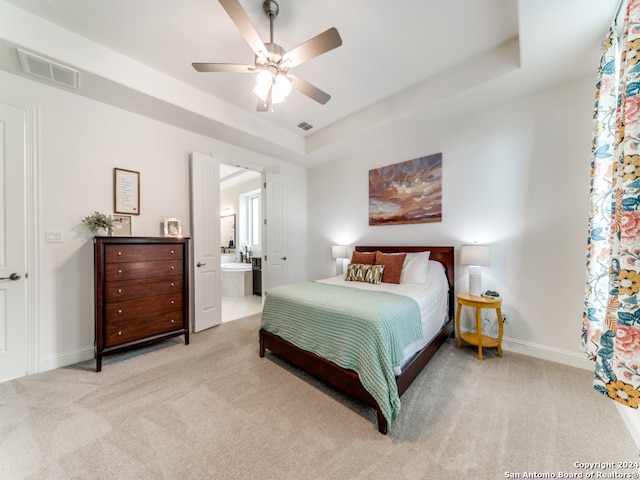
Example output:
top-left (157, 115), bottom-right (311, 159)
top-left (0, 0), bottom-right (619, 168)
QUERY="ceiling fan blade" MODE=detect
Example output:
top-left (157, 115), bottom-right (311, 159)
top-left (282, 27), bottom-right (342, 69)
top-left (219, 0), bottom-right (267, 56)
top-left (192, 63), bottom-right (255, 73)
top-left (288, 74), bottom-right (331, 105)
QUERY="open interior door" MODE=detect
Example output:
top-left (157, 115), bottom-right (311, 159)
top-left (190, 152), bottom-right (221, 332)
top-left (263, 171), bottom-right (288, 293)
top-left (0, 101), bottom-right (29, 382)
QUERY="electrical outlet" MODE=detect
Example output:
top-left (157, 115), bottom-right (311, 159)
top-left (502, 312), bottom-right (508, 323)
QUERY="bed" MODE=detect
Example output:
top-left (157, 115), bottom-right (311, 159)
top-left (259, 245), bottom-right (455, 434)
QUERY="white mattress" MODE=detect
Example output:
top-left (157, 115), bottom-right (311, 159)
top-left (317, 260), bottom-right (450, 374)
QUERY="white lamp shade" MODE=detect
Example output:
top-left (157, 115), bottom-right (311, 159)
top-left (253, 70), bottom-right (272, 101)
top-left (271, 74), bottom-right (292, 103)
top-left (253, 71), bottom-right (292, 104)
top-left (331, 245), bottom-right (348, 259)
top-left (253, 83), bottom-right (269, 102)
top-left (460, 244), bottom-right (490, 266)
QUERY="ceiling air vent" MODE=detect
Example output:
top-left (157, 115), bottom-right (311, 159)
top-left (18, 49), bottom-right (79, 89)
top-left (297, 121), bottom-right (314, 131)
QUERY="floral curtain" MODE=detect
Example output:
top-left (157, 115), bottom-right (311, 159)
top-left (583, 0), bottom-right (640, 409)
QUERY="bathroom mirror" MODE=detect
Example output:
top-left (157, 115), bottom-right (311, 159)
top-left (220, 214), bottom-right (236, 249)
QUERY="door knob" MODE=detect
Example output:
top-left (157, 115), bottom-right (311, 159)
top-left (0, 273), bottom-right (21, 281)
top-left (197, 262), bottom-right (207, 267)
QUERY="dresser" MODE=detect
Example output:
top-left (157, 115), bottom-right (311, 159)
top-left (94, 236), bottom-right (190, 372)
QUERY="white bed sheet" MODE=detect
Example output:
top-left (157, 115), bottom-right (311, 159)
top-left (317, 260), bottom-right (450, 375)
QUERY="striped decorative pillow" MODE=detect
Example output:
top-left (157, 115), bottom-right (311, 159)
top-left (345, 263), bottom-right (385, 285)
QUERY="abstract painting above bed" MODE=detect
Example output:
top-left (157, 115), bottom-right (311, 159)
top-left (368, 154), bottom-right (443, 226)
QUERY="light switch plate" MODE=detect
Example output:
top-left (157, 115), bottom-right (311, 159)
top-left (45, 229), bottom-right (63, 243)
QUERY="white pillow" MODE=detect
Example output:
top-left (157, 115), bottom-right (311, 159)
top-left (400, 251), bottom-right (430, 284)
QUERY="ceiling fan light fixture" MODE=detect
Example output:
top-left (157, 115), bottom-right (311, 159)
top-left (256, 69), bottom-right (272, 86)
top-left (253, 69), bottom-right (273, 101)
top-left (253, 83), bottom-right (270, 102)
top-left (272, 74), bottom-right (291, 102)
top-left (195, 0), bottom-right (342, 111)
top-left (253, 71), bottom-right (291, 104)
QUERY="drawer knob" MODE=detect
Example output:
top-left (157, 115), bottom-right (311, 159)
top-left (118, 269), bottom-right (123, 274)
top-left (170, 250), bottom-right (175, 254)
top-left (170, 266), bottom-right (175, 270)
top-left (171, 300), bottom-right (175, 305)
top-left (117, 251), bottom-right (122, 256)
top-left (117, 331), bottom-right (122, 336)
top-left (118, 309), bottom-right (123, 315)
top-left (117, 289), bottom-right (122, 294)
top-left (171, 319), bottom-right (175, 324)
top-left (170, 282), bottom-right (175, 287)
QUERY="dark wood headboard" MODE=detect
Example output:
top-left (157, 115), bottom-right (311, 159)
top-left (355, 246), bottom-right (455, 321)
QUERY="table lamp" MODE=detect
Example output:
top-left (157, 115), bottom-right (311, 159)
top-left (331, 245), bottom-right (348, 275)
top-left (460, 244), bottom-right (490, 296)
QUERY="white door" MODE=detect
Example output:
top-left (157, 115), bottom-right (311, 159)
top-left (190, 152), bottom-right (221, 332)
top-left (0, 101), bottom-right (29, 382)
top-left (263, 172), bottom-right (288, 292)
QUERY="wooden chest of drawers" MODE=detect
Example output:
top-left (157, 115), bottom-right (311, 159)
top-left (94, 236), bottom-right (190, 371)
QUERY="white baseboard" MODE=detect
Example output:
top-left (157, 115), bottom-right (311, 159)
top-left (457, 328), bottom-right (594, 370)
top-left (501, 336), bottom-right (594, 370)
top-left (38, 347), bottom-right (94, 373)
top-left (616, 404), bottom-right (640, 450)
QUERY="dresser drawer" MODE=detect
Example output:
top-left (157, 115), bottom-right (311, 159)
top-left (105, 277), bottom-right (183, 303)
top-left (104, 295), bottom-right (183, 322)
top-left (105, 244), bottom-right (183, 263)
top-left (104, 312), bottom-right (184, 347)
top-left (105, 260), bottom-right (182, 281)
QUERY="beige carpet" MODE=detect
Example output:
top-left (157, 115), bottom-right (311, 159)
top-left (0, 314), bottom-right (636, 480)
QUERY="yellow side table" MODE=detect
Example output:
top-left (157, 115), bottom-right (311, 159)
top-left (455, 292), bottom-right (503, 361)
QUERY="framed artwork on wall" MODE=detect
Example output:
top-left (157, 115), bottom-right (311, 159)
top-left (368, 153), bottom-right (443, 226)
top-left (164, 218), bottom-right (182, 237)
top-left (111, 214), bottom-right (132, 236)
top-left (114, 168), bottom-right (140, 215)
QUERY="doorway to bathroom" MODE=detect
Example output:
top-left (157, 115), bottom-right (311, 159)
top-left (220, 163), bottom-right (263, 322)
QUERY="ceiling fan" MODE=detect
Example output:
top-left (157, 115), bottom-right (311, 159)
top-left (193, 0), bottom-right (342, 112)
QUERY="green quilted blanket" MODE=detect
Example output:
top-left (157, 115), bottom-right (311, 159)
top-left (260, 281), bottom-right (423, 424)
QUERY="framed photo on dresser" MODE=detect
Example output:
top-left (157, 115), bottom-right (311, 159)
top-left (164, 218), bottom-right (182, 237)
top-left (111, 214), bottom-right (132, 236)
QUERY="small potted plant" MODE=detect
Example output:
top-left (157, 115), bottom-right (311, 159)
top-left (82, 211), bottom-right (114, 236)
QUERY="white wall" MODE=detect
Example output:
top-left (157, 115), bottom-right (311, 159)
top-left (307, 75), bottom-right (595, 368)
top-left (1, 70), bottom-right (307, 372)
